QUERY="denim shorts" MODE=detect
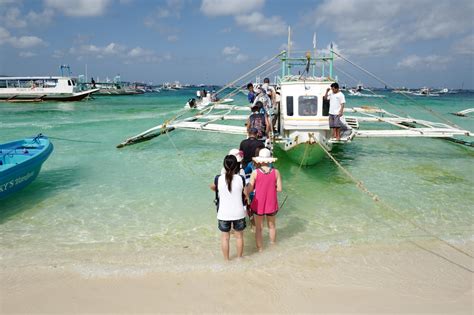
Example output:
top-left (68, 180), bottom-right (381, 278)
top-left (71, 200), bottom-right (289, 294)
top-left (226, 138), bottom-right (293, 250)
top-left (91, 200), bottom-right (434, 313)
top-left (329, 114), bottom-right (342, 128)
top-left (218, 218), bottom-right (246, 232)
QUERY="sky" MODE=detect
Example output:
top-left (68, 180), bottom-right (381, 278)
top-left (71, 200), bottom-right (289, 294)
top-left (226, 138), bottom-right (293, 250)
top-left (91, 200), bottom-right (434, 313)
top-left (0, 0), bottom-right (473, 88)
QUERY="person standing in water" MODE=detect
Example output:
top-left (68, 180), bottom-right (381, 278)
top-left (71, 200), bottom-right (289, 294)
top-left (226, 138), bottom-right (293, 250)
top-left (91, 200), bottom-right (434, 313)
top-left (247, 148), bottom-right (282, 252)
top-left (210, 155), bottom-right (248, 260)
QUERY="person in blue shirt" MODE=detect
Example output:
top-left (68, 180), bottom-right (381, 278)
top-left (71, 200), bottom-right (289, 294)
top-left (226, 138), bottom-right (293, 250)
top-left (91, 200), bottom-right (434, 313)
top-left (247, 83), bottom-right (256, 103)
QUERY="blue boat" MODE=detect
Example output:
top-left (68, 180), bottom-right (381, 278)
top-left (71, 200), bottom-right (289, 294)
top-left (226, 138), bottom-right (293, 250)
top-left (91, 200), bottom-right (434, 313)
top-left (0, 134), bottom-right (53, 200)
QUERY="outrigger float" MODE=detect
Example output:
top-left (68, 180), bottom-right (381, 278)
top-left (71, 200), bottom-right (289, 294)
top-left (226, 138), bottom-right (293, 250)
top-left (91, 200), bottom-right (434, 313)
top-left (452, 108), bottom-right (474, 117)
top-left (117, 43), bottom-right (472, 166)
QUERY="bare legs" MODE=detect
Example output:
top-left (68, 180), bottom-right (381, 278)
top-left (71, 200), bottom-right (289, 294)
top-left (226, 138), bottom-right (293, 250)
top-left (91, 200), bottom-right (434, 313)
top-left (255, 215), bottom-right (277, 251)
top-left (235, 231), bottom-right (244, 258)
top-left (221, 231), bottom-right (244, 260)
top-left (267, 215), bottom-right (276, 244)
top-left (221, 232), bottom-right (230, 261)
top-left (332, 127), bottom-right (341, 140)
top-left (255, 216), bottom-right (264, 252)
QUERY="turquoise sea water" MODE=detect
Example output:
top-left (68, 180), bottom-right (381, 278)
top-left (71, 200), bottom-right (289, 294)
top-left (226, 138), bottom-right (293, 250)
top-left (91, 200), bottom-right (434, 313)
top-left (1, 90), bottom-right (473, 274)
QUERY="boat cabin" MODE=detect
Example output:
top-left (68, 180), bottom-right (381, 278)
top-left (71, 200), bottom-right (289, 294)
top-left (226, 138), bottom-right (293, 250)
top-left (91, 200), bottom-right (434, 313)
top-left (278, 77), bottom-right (332, 136)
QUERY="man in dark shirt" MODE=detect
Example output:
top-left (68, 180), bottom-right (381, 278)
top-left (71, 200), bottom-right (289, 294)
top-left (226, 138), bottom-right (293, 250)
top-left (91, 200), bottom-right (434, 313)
top-left (239, 128), bottom-right (265, 170)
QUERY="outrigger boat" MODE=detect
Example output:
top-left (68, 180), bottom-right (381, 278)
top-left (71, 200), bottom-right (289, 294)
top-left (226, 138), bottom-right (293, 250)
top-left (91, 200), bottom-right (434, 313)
top-left (117, 42), bottom-right (472, 166)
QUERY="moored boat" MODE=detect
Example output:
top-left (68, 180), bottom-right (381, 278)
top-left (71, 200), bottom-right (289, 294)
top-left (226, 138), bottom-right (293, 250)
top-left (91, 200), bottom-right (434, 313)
top-left (0, 134), bottom-right (53, 200)
top-left (0, 76), bottom-right (98, 102)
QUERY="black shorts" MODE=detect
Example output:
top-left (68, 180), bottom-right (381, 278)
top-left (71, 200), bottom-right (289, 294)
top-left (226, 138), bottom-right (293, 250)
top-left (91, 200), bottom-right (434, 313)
top-left (218, 218), bottom-right (246, 232)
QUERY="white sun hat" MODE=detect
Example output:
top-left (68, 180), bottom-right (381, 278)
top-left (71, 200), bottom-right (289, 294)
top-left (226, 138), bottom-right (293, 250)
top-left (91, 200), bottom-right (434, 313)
top-left (252, 148), bottom-right (277, 163)
top-left (228, 148), bottom-right (243, 162)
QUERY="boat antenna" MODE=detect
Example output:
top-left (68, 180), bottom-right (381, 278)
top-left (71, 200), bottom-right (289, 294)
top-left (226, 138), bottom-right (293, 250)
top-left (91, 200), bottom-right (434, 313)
top-left (312, 32), bottom-right (317, 76)
top-left (287, 25), bottom-right (291, 59)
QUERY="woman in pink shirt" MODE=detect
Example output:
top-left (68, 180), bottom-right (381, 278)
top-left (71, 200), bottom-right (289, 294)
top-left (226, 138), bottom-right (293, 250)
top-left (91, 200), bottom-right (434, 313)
top-left (247, 148), bottom-right (282, 252)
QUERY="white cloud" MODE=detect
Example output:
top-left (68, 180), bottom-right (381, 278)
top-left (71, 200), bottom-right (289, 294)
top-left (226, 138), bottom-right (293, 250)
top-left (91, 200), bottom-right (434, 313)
top-left (3, 8), bottom-right (27, 28)
top-left (126, 47), bottom-right (163, 63)
top-left (307, 0), bottom-right (473, 56)
top-left (19, 51), bottom-right (37, 58)
top-left (221, 45), bottom-right (248, 63)
top-left (397, 54), bottom-right (451, 70)
top-left (68, 41), bottom-right (166, 64)
top-left (453, 35), bottom-right (474, 55)
top-left (26, 9), bottom-right (55, 26)
top-left (1, 7), bottom-right (55, 29)
top-left (52, 49), bottom-right (65, 58)
top-left (222, 46), bottom-right (239, 55)
top-left (318, 42), bottom-right (342, 57)
top-left (235, 12), bottom-right (287, 36)
top-left (9, 36), bottom-right (45, 48)
top-left (232, 53), bottom-right (249, 63)
top-left (45, 0), bottom-right (112, 17)
top-left (167, 35), bottom-right (178, 42)
top-left (71, 42), bottom-right (125, 56)
top-left (102, 42), bottom-right (125, 54)
top-left (144, 0), bottom-right (183, 40)
top-left (0, 27), bottom-right (10, 44)
top-left (200, 0), bottom-right (265, 16)
top-left (128, 47), bottom-right (154, 57)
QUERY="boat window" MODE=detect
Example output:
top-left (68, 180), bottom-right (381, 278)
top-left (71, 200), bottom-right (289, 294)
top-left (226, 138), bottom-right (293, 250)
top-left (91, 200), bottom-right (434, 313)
top-left (0, 80), bottom-right (6, 88)
top-left (7, 80), bottom-right (20, 88)
top-left (286, 96), bottom-right (294, 116)
top-left (34, 79), bottom-right (44, 88)
top-left (298, 96), bottom-right (318, 116)
top-left (68, 80), bottom-right (72, 86)
top-left (19, 79), bottom-right (35, 88)
top-left (44, 79), bottom-right (57, 88)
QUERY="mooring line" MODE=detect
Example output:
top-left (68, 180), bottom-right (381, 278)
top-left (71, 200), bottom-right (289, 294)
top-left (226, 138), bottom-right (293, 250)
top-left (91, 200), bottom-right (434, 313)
top-left (315, 140), bottom-right (473, 267)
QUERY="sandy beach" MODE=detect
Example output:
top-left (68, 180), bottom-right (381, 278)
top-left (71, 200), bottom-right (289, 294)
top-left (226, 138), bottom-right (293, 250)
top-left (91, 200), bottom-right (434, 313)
top-left (1, 240), bottom-right (472, 314)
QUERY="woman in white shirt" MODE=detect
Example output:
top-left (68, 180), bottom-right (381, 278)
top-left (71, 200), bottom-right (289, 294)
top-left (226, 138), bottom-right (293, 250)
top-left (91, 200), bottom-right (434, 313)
top-left (211, 155), bottom-right (248, 260)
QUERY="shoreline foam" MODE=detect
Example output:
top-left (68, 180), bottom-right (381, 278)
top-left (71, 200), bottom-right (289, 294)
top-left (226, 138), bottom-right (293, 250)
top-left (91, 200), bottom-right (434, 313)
top-left (2, 240), bottom-right (472, 314)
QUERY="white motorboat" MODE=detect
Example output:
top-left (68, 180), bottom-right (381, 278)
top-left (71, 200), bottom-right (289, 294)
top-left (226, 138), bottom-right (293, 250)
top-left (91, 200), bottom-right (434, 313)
top-left (0, 76), bottom-right (98, 102)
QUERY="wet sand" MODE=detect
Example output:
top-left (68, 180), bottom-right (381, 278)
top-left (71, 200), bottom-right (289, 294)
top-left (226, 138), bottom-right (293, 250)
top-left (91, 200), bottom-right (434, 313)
top-left (1, 241), bottom-right (473, 314)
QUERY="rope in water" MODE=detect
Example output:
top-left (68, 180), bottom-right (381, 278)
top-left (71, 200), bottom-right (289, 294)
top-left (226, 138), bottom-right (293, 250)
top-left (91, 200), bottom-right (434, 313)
top-left (164, 129), bottom-right (199, 177)
top-left (314, 140), bottom-right (473, 266)
top-left (46, 135), bottom-right (102, 144)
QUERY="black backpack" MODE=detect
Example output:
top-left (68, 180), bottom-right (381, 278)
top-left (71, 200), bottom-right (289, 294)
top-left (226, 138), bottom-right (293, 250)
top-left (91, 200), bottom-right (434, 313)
top-left (249, 113), bottom-right (266, 139)
top-left (214, 174), bottom-right (246, 212)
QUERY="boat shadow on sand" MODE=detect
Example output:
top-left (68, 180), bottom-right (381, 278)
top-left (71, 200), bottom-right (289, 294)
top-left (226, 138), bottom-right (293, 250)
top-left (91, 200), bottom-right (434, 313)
top-left (0, 166), bottom-right (80, 223)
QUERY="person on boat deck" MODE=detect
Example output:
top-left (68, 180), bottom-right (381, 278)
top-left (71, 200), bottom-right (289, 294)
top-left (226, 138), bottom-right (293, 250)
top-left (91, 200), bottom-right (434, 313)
top-left (240, 128), bottom-right (265, 172)
top-left (221, 149), bottom-right (246, 177)
top-left (210, 155), bottom-right (249, 261)
top-left (246, 102), bottom-right (272, 141)
top-left (324, 82), bottom-right (346, 141)
top-left (247, 83), bottom-right (256, 103)
top-left (91, 77), bottom-right (96, 88)
top-left (246, 148), bottom-right (282, 252)
top-left (261, 77), bottom-right (276, 109)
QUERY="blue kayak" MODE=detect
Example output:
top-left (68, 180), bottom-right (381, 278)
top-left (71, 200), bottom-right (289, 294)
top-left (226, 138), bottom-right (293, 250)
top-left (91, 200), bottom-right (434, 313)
top-left (0, 134), bottom-right (54, 200)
